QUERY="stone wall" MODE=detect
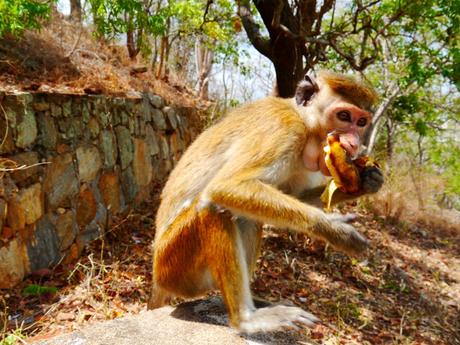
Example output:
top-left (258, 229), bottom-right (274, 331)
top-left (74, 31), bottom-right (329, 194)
top-left (0, 91), bottom-right (200, 288)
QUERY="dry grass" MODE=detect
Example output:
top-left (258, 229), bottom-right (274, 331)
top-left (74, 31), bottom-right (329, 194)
top-left (365, 163), bottom-right (460, 234)
top-left (0, 14), bottom-right (210, 110)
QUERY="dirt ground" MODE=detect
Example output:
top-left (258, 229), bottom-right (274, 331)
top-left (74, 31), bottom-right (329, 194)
top-left (1, 183), bottom-right (459, 345)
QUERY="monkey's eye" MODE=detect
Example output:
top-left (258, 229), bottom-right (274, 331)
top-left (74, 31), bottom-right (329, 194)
top-left (337, 110), bottom-right (351, 122)
top-left (357, 117), bottom-right (368, 127)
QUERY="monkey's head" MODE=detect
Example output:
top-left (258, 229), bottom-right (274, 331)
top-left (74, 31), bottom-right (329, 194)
top-left (295, 71), bottom-right (378, 159)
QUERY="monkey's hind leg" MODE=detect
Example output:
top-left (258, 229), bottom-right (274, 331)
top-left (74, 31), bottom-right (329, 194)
top-left (202, 211), bottom-right (318, 333)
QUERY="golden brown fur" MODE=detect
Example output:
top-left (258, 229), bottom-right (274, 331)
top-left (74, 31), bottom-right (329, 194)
top-left (319, 71), bottom-right (378, 110)
top-left (149, 73), bottom-right (381, 333)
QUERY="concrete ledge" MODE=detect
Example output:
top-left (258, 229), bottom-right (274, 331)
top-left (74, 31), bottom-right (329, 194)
top-left (33, 297), bottom-right (308, 345)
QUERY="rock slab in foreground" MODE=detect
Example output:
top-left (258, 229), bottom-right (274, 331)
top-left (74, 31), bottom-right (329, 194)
top-left (33, 297), bottom-right (308, 345)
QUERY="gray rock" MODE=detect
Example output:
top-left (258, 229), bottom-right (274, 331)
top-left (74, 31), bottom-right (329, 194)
top-left (135, 116), bottom-right (146, 136)
top-left (58, 118), bottom-right (83, 141)
top-left (158, 134), bottom-right (170, 159)
top-left (79, 196), bottom-right (107, 245)
top-left (128, 115), bottom-right (136, 134)
top-left (4, 107), bottom-right (17, 128)
top-left (16, 108), bottom-right (37, 148)
top-left (27, 215), bottom-right (61, 272)
top-left (148, 94), bottom-right (164, 109)
top-left (76, 145), bottom-right (102, 183)
top-left (71, 97), bottom-right (83, 117)
top-left (62, 100), bottom-right (72, 117)
top-left (9, 151), bottom-right (41, 183)
top-left (115, 126), bottom-right (134, 170)
top-left (152, 109), bottom-right (167, 131)
top-left (163, 106), bottom-right (178, 130)
top-left (43, 154), bottom-right (79, 210)
top-left (37, 113), bottom-right (58, 150)
top-left (50, 103), bottom-right (62, 117)
top-left (120, 110), bottom-right (129, 126)
top-left (141, 97), bottom-right (151, 123)
top-left (54, 210), bottom-right (77, 251)
top-left (88, 118), bottom-right (100, 138)
top-left (120, 166), bottom-right (138, 204)
top-left (99, 130), bottom-right (118, 168)
top-left (133, 139), bottom-right (153, 187)
top-left (97, 111), bottom-right (111, 128)
top-left (82, 103), bottom-right (90, 124)
top-left (145, 125), bottom-right (160, 156)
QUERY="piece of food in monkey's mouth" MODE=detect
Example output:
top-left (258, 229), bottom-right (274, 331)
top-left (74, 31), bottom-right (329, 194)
top-left (321, 134), bottom-right (379, 210)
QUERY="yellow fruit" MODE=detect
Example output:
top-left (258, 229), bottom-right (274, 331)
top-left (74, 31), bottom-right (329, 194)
top-left (323, 134), bottom-right (360, 194)
top-left (321, 134), bottom-right (380, 211)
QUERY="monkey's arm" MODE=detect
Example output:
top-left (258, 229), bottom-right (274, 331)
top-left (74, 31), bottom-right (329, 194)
top-left (300, 166), bottom-right (384, 208)
top-left (204, 168), bottom-right (368, 256)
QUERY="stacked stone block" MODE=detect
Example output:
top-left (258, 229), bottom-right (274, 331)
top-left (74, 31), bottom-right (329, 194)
top-left (0, 91), bottom-right (199, 288)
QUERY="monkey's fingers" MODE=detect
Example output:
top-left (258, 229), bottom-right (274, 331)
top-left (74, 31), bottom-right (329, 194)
top-left (360, 166), bottom-right (384, 193)
top-left (328, 222), bottom-right (369, 256)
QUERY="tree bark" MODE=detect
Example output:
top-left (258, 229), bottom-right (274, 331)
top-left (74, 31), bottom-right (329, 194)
top-left (70, 0), bottom-right (82, 22)
top-left (195, 39), bottom-right (214, 100)
top-left (126, 27), bottom-right (139, 60)
top-left (238, 0), bottom-right (306, 97)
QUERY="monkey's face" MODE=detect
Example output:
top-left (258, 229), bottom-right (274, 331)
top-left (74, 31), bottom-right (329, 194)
top-left (324, 100), bottom-right (372, 158)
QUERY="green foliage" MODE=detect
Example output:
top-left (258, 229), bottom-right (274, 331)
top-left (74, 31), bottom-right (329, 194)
top-left (0, 0), bottom-right (54, 37)
top-left (428, 138), bottom-right (460, 197)
top-left (0, 329), bottom-right (25, 345)
top-left (21, 284), bottom-right (57, 296)
top-left (89, 0), bottom-right (166, 55)
top-left (90, 0), bottom-right (167, 37)
top-left (89, 0), bottom-right (239, 60)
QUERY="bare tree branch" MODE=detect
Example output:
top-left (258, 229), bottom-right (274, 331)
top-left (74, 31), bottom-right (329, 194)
top-left (237, 0), bottom-right (271, 58)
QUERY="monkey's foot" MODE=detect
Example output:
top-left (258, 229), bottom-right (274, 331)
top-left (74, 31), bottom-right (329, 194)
top-left (239, 305), bottom-right (318, 333)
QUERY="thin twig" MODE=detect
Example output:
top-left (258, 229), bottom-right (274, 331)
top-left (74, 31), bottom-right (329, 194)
top-left (0, 161), bottom-right (51, 172)
top-left (0, 102), bottom-right (9, 150)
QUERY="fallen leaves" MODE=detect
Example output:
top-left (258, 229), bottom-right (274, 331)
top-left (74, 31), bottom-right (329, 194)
top-left (1, 191), bottom-right (459, 344)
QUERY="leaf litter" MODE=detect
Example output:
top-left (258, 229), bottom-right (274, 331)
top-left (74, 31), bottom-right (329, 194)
top-left (1, 188), bottom-right (459, 345)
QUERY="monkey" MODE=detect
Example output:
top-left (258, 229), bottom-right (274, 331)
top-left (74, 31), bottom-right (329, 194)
top-left (148, 71), bottom-right (383, 333)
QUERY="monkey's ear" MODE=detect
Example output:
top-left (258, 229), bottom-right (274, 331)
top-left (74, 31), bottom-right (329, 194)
top-left (295, 74), bottom-right (319, 106)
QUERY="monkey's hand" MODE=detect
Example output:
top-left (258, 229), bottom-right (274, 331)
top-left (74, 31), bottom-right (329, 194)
top-left (323, 213), bottom-right (369, 256)
top-left (360, 166), bottom-right (384, 194)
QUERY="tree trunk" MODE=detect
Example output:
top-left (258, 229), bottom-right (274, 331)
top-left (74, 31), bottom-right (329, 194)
top-left (271, 41), bottom-right (304, 97)
top-left (127, 27), bottom-right (139, 60)
top-left (70, 0), bottom-right (82, 22)
top-left (156, 36), bottom-right (167, 79)
top-left (238, 0), bottom-right (307, 98)
top-left (252, 0), bottom-right (305, 97)
top-left (195, 39), bottom-right (214, 100)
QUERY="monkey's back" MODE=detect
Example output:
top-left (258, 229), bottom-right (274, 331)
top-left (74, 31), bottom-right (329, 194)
top-left (155, 97), bottom-right (307, 237)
